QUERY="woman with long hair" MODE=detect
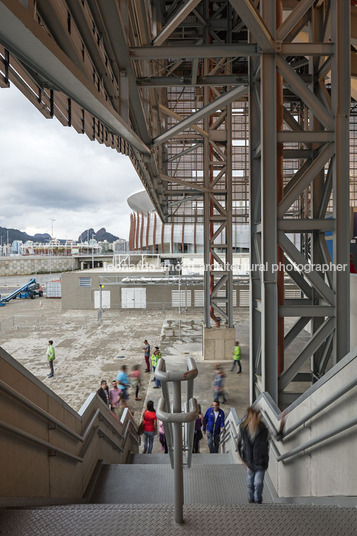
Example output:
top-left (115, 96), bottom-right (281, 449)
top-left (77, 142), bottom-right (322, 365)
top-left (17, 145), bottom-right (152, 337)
top-left (142, 400), bottom-right (157, 454)
top-left (193, 404), bottom-right (204, 453)
top-left (237, 406), bottom-right (269, 504)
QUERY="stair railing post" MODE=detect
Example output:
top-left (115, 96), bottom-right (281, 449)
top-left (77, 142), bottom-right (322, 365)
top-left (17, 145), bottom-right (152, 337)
top-left (172, 381), bottom-right (183, 523)
top-left (155, 357), bottom-right (198, 524)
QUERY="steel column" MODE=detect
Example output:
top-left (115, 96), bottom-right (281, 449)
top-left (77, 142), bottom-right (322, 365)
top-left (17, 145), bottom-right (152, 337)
top-left (260, 0), bottom-right (278, 401)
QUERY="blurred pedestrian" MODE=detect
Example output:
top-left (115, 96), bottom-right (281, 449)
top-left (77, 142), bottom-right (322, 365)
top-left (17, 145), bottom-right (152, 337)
top-left (130, 364), bottom-right (142, 401)
top-left (117, 391), bottom-right (129, 420)
top-left (46, 340), bottom-right (55, 378)
top-left (231, 341), bottom-right (242, 373)
top-left (203, 401), bottom-right (225, 453)
top-left (116, 364), bottom-right (130, 400)
top-left (97, 380), bottom-right (110, 406)
top-left (142, 400), bottom-right (157, 454)
top-left (237, 407), bottom-right (269, 504)
top-left (151, 346), bottom-right (162, 388)
top-left (212, 366), bottom-right (227, 403)
top-left (193, 404), bottom-right (203, 453)
top-left (143, 339), bottom-right (151, 372)
top-left (109, 379), bottom-right (121, 418)
top-left (158, 420), bottom-right (168, 453)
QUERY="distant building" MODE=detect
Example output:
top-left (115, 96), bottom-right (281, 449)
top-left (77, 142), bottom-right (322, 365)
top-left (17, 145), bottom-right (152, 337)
top-left (128, 191), bottom-right (250, 254)
top-left (113, 238), bottom-right (129, 253)
top-left (12, 240), bottom-right (23, 254)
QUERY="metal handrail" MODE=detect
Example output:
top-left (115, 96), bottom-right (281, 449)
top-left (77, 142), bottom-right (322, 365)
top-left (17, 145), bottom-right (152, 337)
top-left (259, 402), bottom-right (357, 463)
top-left (0, 380), bottom-right (83, 441)
top-left (155, 356), bottom-right (198, 383)
top-left (281, 377), bottom-right (357, 440)
top-left (155, 357), bottom-right (199, 524)
top-left (276, 416), bottom-right (357, 462)
top-left (0, 379), bottom-right (139, 463)
top-left (157, 397), bottom-right (198, 423)
top-left (0, 419), bottom-right (83, 463)
top-left (0, 378), bottom-right (129, 444)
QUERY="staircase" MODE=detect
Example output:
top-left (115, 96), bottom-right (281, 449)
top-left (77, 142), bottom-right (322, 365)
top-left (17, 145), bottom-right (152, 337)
top-left (1, 453), bottom-right (356, 536)
top-left (89, 453), bottom-right (273, 505)
top-left (1, 349), bottom-right (357, 535)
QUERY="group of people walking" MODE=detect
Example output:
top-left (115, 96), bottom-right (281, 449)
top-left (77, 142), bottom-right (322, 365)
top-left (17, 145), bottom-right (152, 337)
top-left (48, 336), bottom-right (268, 504)
top-left (96, 364), bottom-right (142, 420)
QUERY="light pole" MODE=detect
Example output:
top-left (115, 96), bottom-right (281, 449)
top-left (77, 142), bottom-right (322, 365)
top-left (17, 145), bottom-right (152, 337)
top-left (91, 234), bottom-right (95, 269)
top-left (98, 284), bottom-right (104, 324)
top-left (50, 219), bottom-right (56, 239)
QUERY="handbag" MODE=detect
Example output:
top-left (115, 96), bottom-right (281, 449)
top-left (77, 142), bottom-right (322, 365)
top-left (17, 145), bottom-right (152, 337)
top-left (137, 420), bottom-right (145, 435)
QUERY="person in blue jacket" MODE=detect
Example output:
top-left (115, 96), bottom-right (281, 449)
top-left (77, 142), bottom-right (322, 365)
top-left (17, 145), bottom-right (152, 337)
top-left (203, 401), bottom-right (225, 453)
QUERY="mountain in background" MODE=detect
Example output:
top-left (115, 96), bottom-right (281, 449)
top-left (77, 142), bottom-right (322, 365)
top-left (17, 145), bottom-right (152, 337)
top-left (78, 227), bottom-right (119, 243)
top-left (0, 226), bottom-right (51, 244)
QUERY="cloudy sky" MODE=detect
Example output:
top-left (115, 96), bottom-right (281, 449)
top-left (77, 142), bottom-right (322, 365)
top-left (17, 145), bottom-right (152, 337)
top-left (0, 84), bottom-right (144, 241)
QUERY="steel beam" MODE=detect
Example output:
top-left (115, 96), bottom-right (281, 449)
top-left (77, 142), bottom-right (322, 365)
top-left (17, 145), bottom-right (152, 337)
top-left (279, 305), bottom-right (334, 317)
top-left (278, 318), bottom-right (335, 391)
top-left (277, 219), bottom-right (335, 232)
top-left (249, 21), bottom-right (262, 403)
top-left (276, 55), bottom-right (334, 130)
top-left (130, 44), bottom-right (258, 59)
top-left (153, 85), bottom-right (247, 146)
top-left (277, 131), bottom-right (334, 143)
top-left (0, 1), bottom-right (150, 154)
top-left (159, 174), bottom-right (209, 193)
top-left (152, 0), bottom-right (202, 46)
top-left (284, 317), bottom-right (311, 350)
top-left (331, 1), bottom-right (350, 362)
top-left (278, 232), bottom-right (335, 305)
top-left (166, 143), bottom-right (202, 162)
top-left (278, 143), bottom-right (335, 217)
top-left (260, 0), bottom-right (278, 402)
top-left (229, 0), bottom-right (274, 52)
top-left (277, 0), bottom-right (320, 42)
top-left (136, 75), bottom-right (248, 87)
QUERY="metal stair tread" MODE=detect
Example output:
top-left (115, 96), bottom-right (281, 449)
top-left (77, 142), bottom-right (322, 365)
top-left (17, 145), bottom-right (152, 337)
top-left (89, 463), bottom-right (273, 505)
top-left (128, 453), bottom-right (234, 464)
top-left (1, 503), bottom-right (356, 536)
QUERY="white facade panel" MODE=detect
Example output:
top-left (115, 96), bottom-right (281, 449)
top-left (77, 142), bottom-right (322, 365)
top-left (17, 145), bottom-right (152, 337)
top-left (94, 290), bottom-right (111, 309)
top-left (194, 289), bottom-right (237, 307)
top-left (171, 289), bottom-right (192, 307)
top-left (121, 287), bottom-right (146, 309)
top-left (46, 280), bottom-right (62, 298)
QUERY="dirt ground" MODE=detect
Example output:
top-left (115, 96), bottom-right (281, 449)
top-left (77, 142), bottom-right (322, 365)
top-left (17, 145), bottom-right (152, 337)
top-left (0, 296), bottom-right (169, 412)
top-left (0, 277), bottom-right (312, 455)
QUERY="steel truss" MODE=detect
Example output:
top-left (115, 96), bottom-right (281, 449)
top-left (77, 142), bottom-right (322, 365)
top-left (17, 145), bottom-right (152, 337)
top-left (249, 0), bottom-right (350, 405)
top-left (0, 0), bottom-right (351, 406)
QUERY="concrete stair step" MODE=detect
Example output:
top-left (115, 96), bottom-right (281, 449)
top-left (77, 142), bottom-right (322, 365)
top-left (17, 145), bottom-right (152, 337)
top-left (89, 463), bottom-right (272, 505)
top-left (129, 453), bottom-right (234, 465)
top-left (1, 503), bottom-right (356, 536)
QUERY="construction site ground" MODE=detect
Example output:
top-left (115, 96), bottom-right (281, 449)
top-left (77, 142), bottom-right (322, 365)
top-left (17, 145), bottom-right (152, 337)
top-left (0, 275), bottom-right (310, 454)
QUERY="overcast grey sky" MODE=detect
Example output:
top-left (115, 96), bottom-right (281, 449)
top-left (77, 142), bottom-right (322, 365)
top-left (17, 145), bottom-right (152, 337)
top-left (0, 84), bottom-right (144, 241)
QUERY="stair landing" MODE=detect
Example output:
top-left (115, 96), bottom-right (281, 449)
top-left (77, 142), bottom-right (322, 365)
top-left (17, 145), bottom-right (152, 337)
top-left (1, 504), bottom-right (356, 536)
top-left (90, 461), bottom-right (272, 505)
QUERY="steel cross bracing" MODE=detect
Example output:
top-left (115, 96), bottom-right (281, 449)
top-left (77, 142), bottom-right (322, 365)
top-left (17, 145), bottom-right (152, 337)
top-left (0, 0), bottom-right (351, 405)
top-left (248, 0), bottom-right (350, 405)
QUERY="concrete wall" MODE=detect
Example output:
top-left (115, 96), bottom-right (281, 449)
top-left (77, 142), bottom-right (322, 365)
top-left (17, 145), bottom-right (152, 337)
top-left (0, 256), bottom-right (78, 276)
top-left (0, 347), bottom-right (138, 501)
top-left (256, 349), bottom-right (357, 497)
top-left (61, 270), bottom-right (249, 310)
top-left (203, 326), bottom-right (236, 360)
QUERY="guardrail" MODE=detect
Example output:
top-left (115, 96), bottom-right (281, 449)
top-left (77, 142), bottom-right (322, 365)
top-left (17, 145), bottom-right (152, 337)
top-left (221, 349), bottom-right (357, 498)
top-left (155, 356), bottom-right (199, 524)
top-left (0, 348), bottom-right (140, 501)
